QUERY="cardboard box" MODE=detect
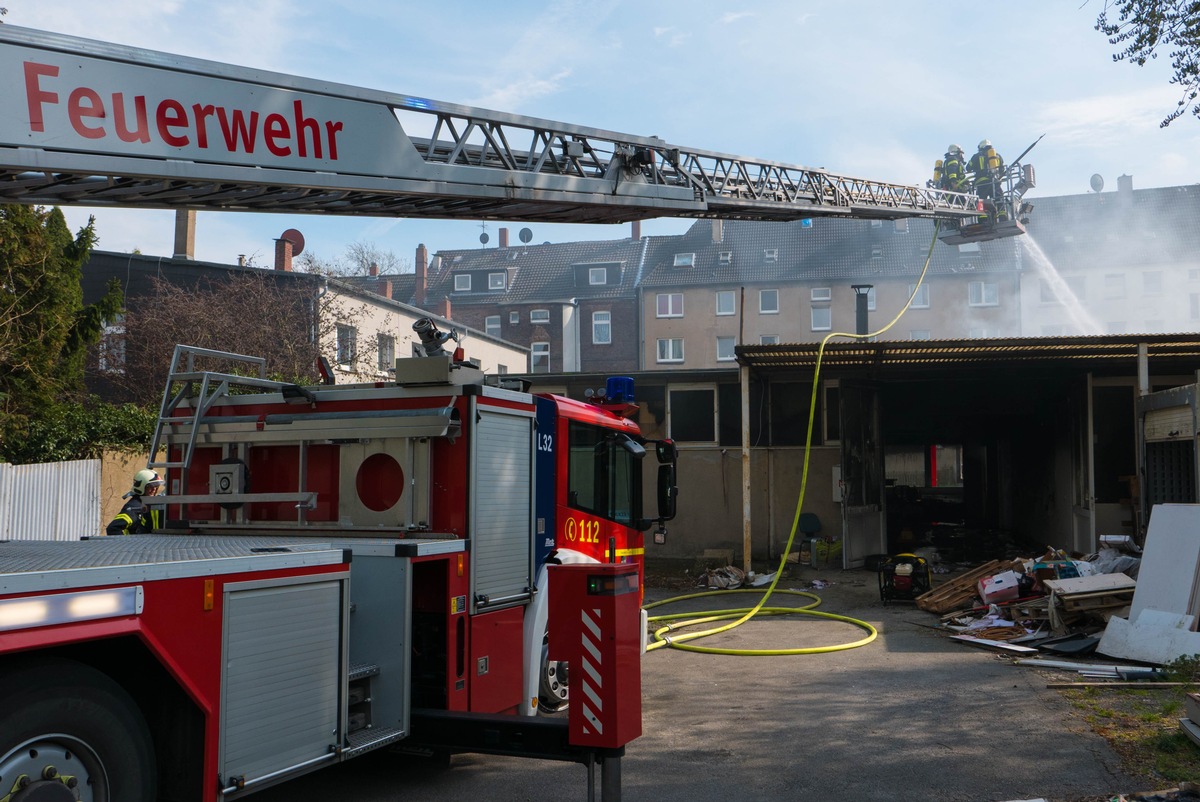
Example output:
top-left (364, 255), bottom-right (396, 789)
top-left (978, 570), bottom-right (1021, 604)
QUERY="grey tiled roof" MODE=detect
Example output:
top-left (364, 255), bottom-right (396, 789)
top-left (425, 237), bottom-right (652, 305)
top-left (638, 216), bottom-right (1017, 289)
top-left (1023, 184), bottom-right (1200, 270)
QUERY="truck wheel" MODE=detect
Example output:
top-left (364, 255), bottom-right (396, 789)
top-left (0, 657), bottom-right (156, 802)
top-left (538, 629), bottom-right (569, 713)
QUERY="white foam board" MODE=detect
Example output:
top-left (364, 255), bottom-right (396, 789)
top-left (1131, 504), bottom-right (1200, 620)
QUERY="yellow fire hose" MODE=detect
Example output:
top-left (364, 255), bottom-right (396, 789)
top-left (644, 222), bottom-right (943, 656)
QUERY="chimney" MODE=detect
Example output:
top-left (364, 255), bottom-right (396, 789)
top-left (435, 296), bottom-right (452, 320)
top-left (383, 279), bottom-right (393, 299)
top-left (631, 220), bottom-right (642, 240)
top-left (173, 209), bottom-right (196, 260)
top-left (499, 227), bottom-right (509, 248)
top-left (369, 261), bottom-right (379, 277)
top-left (415, 243), bottom-right (428, 306)
top-left (1117, 174), bottom-right (1133, 208)
top-left (274, 237), bottom-right (293, 271)
top-left (711, 219), bottom-right (723, 243)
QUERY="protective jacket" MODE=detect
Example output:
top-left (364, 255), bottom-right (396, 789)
top-left (106, 495), bottom-right (162, 536)
top-left (941, 153), bottom-right (968, 191)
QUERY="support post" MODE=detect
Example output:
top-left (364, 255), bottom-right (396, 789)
top-left (741, 363), bottom-right (752, 575)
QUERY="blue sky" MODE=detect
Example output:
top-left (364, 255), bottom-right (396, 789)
top-left (11, 0), bottom-right (1200, 268)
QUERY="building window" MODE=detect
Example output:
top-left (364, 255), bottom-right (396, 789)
top-left (759, 289), bottom-right (779, 314)
top-left (870, 220), bottom-right (883, 228)
top-left (485, 315), bottom-right (501, 337)
top-left (895, 219), bottom-right (909, 233)
top-left (657, 338), bottom-right (684, 363)
top-left (589, 266), bottom-right (607, 285)
top-left (98, 315), bottom-right (126, 374)
top-left (716, 336), bottom-right (736, 361)
top-left (668, 386), bottom-right (717, 442)
top-left (1192, 294), bottom-right (1200, 319)
top-left (1106, 321), bottom-right (1126, 334)
top-left (1145, 319), bottom-right (1165, 332)
top-left (497, 364), bottom-right (508, 374)
top-left (760, 334), bottom-right (780, 345)
top-left (673, 252), bottom-right (696, 268)
top-left (958, 242), bottom-right (981, 254)
top-left (871, 245), bottom-right (883, 259)
top-left (764, 248), bottom-right (778, 263)
top-left (531, 342), bottom-right (550, 373)
top-left (657, 293), bottom-right (684, 318)
top-left (908, 283), bottom-right (929, 308)
top-left (593, 311), bottom-right (611, 344)
top-left (337, 324), bottom-right (357, 365)
top-left (865, 287), bottom-right (876, 311)
top-left (1065, 276), bottom-right (1086, 299)
top-left (1042, 324), bottom-right (1066, 336)
top-left (811, 287), bottom-right (831, 302)
top-left (489, 272), bottom-right (506, 290)
top-left (968, 281), bottom-right (998, 307)
top-left (1104, 274), bottom-right (1126, 299)
top-left (811, 306), bottom-right (831, 331)
top-left (530, 309), bottom-right (550, 324)
top-left (454, 274), bottom-right (471, 291)
top-left (1039, 278), bottom-right (1061, 304)
top-left (716, 290), bottom-right (736, 316)
top-left (509, 311), bottom-right (520, 324)
top-left (719, 251), bottom-right (732, 265)
top-left (1143, 271), bottom-right (1163, 296)
top-left (1191, 269), bottom-right (1200, 282)
top-left (377, 334), bottom-right (395, 372)
top-left (909, 330), bottom-right (931, 340)
top-left (968, 327), bottom-right (994, 338)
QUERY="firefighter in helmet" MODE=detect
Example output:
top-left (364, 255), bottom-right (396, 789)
top-left (968, 139), bottom-right (1005, 202)
top-left (938, 144), bottom-right (968, 192)
top-left (106, 468), bottom-right (165, 535)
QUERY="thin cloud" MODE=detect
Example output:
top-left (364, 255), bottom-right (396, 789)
top-left (719, 12), bottom-right (755, 24)
top-left (476, 69), bottom-right (574, 112)
top-left (1033, 87), bottom-right (1181, 147)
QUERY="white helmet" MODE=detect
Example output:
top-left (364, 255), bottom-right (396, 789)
top-left (132, 468), bottom-right (164, 496)
top-left (978, 139), bottom-right (992, 150)
top-left (948, 144), bottom-right (963, 156)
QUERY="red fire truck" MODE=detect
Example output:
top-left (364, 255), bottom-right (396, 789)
top-left (0, 22), bottom-right (1026, 800)
top-left (0, 336), bottom-right (675, 800)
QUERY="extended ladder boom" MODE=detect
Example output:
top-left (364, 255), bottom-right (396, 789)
top-left (0, 25), bottom-right (981, 225)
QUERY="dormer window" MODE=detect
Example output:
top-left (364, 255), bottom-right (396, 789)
top-left (764, 248), bottom-right (778, 263)
top-left (673, 252), bottom-right (696, 268)
top-left (718, 251), bottom-right (732, 265)
top-left (488, 272), bottom-right (506, 290)
top-left (589, 266), bottom-right (607, 285)
top-left (871, 245), bottom-right (883, 259)
top-left (454, 274), bottom-right (471, 291)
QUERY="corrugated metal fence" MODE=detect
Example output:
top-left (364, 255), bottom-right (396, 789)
top-left (0, 459), bottom-right (100, 541)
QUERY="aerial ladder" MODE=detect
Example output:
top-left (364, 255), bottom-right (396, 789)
top-left (0, 24), bottom-right (1028, 243)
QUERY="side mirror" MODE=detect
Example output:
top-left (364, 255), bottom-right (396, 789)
top-left (656, 463), bottom-right (677, 523)
top-left (655, 439), bottom-right (677, 464)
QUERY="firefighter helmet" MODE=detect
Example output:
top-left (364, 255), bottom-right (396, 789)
top-left (132, 468), bottom-right (164, 496)
top-left (978, 139), bottom-right (992, 150)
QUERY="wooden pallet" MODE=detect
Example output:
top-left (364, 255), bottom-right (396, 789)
top-left (916, 560), bottom-right (1006, 614)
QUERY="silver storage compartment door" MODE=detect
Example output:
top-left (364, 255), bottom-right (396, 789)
top-left (471, 404), bottom-right (534, 612)
top-left (221, 576), bottom-right (345, 789)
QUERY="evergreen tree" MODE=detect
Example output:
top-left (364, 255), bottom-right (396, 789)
top-left (0, 205), bottom-right (124, 457)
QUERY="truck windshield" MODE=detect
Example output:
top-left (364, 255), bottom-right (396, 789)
top-left (567, 421), bottom-right (642, 525)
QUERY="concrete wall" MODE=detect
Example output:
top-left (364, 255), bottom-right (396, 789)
top-left (646, 444), bottom-right (841, 566)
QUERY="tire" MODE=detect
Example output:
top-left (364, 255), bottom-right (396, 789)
top-left (538, 628), bottom-right (569, 714)
top-left (0, 656), bottom-right (157, 802)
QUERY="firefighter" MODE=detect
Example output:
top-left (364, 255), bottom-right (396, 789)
top-left (106, 468), bottom-right (165, 535)
top-left (939, 144), bottom-right (968, 192)
top-left (969, 139), bottom-right (1005, 202)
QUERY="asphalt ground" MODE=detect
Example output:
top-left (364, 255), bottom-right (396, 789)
top-left (253, 565), bottom-right (1144, 802)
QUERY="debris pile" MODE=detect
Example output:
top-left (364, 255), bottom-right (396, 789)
top-left (916, 546), bottom-right (1142, 657)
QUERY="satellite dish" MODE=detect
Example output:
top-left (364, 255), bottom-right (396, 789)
top-left (1090, 174), bottom-right (1104, 193)
top-left (479, 232), bottom-right (490, 245)
top-left (519, 227), bottom-right (533, 244)
top-left (280, 228), bottom-right (305, 256)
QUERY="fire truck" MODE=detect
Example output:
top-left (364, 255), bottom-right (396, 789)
top-left (0, 24), bottom-right (1033, 802)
